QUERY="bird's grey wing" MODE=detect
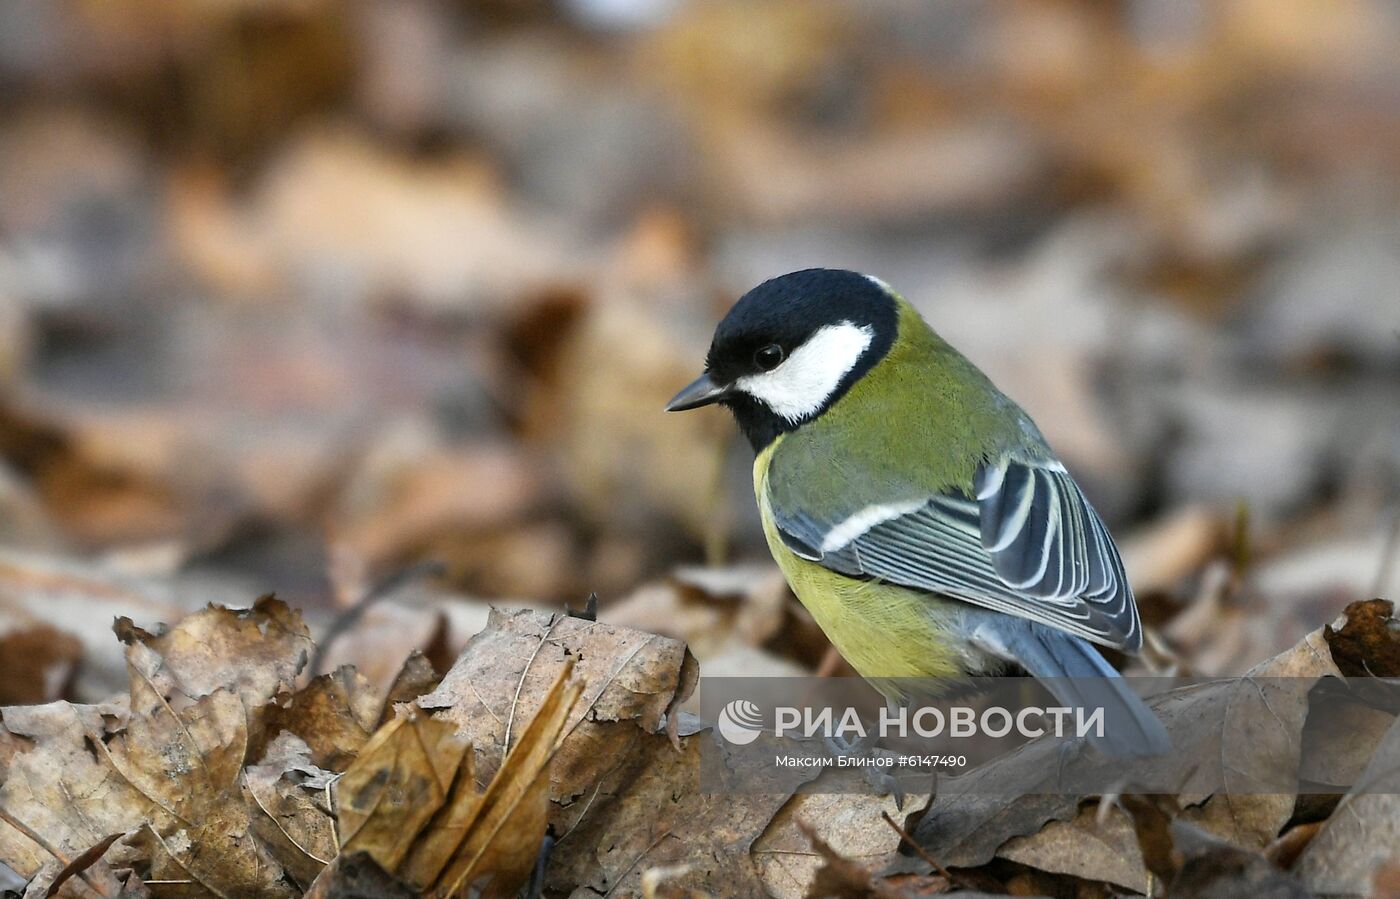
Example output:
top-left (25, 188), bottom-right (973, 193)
top-left (767, 455), bottom-right (1140, 650)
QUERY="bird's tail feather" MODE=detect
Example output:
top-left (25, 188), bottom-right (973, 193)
top-left (1003, 626), bottom-right (1170, 759)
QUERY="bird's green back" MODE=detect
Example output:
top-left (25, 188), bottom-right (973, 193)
top-left (767, 297), bottom-right (1041, 522)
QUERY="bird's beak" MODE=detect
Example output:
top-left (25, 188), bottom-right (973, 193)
top-left (665, 373), bottom-right (730, 412)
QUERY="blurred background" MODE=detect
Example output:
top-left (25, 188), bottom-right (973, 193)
top-left (1, 0), bottom-right (1397, 704)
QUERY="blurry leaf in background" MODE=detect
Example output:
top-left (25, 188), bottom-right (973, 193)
top-left (603, 564), bottom-right (789, 662)
top-left (555, 293), bottom-right (734, 546)
top-left (0, 625), bottom-right (81, 705)
top-left (185, 128), bottom-right (585, 312)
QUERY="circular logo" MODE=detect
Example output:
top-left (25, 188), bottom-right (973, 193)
top-left (717, 699), bottom-right (764, 745)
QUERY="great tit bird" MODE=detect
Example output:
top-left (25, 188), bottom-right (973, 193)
top-left (666, 269), bottom-right (1168, 758)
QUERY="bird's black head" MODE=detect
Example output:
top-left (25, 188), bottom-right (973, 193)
top-left (665, 269), bottom-right (899, 450)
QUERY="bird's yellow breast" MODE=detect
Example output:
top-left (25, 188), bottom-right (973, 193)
top-left (754, 439), bottom-right (968, 685)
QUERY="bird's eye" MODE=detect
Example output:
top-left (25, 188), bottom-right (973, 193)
top-left (754, 344), bottom-right (784, 371)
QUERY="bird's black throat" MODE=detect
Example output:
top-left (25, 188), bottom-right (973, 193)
top-left (722, 392), bottom-right (791, 452)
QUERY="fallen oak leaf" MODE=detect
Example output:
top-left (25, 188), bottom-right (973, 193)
top-left (103, 686), bottom-right (295, 898)
top-left (107, 683), bottom-right (248, 824)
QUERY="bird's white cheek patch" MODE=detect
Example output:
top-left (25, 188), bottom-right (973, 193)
top-left (735, 321), bottom-right (874, 422)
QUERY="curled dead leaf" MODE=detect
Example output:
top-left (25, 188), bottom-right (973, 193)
top-left (332, 660), bottom-right (582, 898)
top-left (336, 711), bottom-right (469, 874)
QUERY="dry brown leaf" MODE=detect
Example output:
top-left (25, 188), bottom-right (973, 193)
top-left (255, 128), bottom-right (581, 312)
top-left (0, 624), bottom-right (81, 705)
top-left (328, 656), bottom-right (583, 897)
top-left (603, 564), bottom-right (790, 661)
top-left (265, 666), bottom-right (379, 772)
top-left (1117, 794), bottom-right (1181, 885)
top-left (39, 830), bottom-right (127, 899)
top-left (0, 548), bottom-right (194, 700)
top-left (552, 296), bottom-right (733, 544)
top-left (111, 685), bottom-right (248, 820)
top-left (304, 850), bottom-right (419, 899)
top-left (1295, 715), bottom-right (1400, 896)
top-left (546, 729), bottom-right (788, 898)
top-left (1119, 505), bottom-right (1227, 598)
top-left (394, 750), bottom-right (481, 891)
top-left (310, 599), bottom-right (469, 701)
top-left (0, 701), bottom-right (148, 884)
top-left (332, 443), bottom-right (548, 572)
top-left (0, 400), bottom-right (194, 549)
top-left (1325, 599), bottom-right (1400, 678)
top-left (429, 660), bottom-right (582, 897)
top-left (995, 804), bottom-right (1148, 895)
top-left (1264, 821), bottom-right (1322, 870)
top-left (105, 685), bottom-right (294, 898)
top-left (336, 711), bottom-right (468, 873)
top-left (417, 606), bottom-right (794, 896)
top-left (1118, 793), bottom-right (1311, 898)
top-left (1177, 620), bottom-right (1341, 850)
top-left (242, 734), bottom-right (337, 891)
top-left (752, 791), bottom-right (930, 899)
top-left (418, 607), bottom-right (697, 800)
top-left (2, 599), bottom-right (322, 896)
top-left (114, 594), bottom-right (313, 711)
top-left (1166, 817), bottom-right (1311, 898)
top-left (798, 821), bottom-right (941, 899)
top-left (380, 651), bottom-right (443, 725)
